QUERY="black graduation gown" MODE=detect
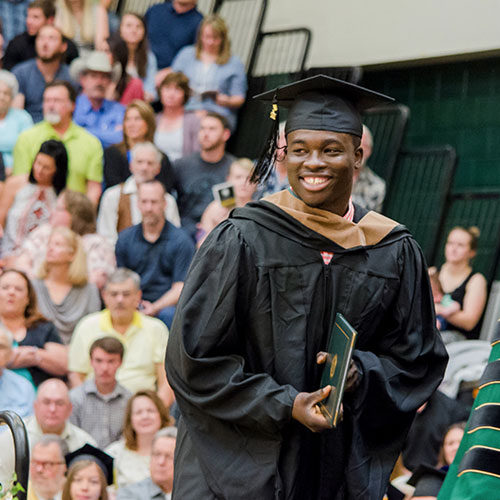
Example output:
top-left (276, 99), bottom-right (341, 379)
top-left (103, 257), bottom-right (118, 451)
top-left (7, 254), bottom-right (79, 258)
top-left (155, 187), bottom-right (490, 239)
top-left (166, 199), bottom-right (448, 500)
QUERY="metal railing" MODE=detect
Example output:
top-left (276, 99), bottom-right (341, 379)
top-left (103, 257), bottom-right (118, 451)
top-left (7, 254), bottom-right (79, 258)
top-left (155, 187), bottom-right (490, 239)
top-left (0, 411), bottom-right (29, 500)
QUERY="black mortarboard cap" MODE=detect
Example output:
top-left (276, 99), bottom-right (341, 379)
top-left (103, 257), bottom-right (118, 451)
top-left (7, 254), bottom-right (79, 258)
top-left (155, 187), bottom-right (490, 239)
top-left (385, 484), bottom-right (405, 500)
top-left (407, 464), bottom-right (447, 497)
top-left (250, 74), bottom-right (394, 184)
top-left (65, 444), bottom-right (114, 485)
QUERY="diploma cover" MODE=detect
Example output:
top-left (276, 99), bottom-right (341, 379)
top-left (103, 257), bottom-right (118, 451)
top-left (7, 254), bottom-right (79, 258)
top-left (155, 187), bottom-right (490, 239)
top-left (318, 313), bottom-right (357, 427)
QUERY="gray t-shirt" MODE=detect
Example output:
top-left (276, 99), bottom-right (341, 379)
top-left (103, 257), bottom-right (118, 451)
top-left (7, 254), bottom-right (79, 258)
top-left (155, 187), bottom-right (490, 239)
top-left (173, 152), bottom-right (235, 239)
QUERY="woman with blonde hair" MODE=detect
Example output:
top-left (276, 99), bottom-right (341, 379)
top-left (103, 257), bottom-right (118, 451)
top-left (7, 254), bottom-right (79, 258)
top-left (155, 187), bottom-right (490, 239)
top-left (32, 226), bottom-right (101, 343)
top-left (103, 100), bottom-right (175, 192)
top-left (106, 389), bottom-right (173, 488)
top-left (171, 14), bottom-right (247, 131)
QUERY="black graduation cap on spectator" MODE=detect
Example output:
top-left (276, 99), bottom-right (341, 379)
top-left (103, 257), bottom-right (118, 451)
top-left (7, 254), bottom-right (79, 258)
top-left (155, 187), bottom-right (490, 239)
top-left (408, 464), bottom-right (447, 497)
top-left (250, 74), bottom-right (394, 184)
top-left (65, 443), bottom-right (114, 485)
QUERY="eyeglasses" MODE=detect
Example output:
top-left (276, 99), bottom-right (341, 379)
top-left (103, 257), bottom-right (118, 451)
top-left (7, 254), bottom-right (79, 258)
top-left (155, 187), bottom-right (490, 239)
top-left (31, 459), bottom-right (65, 470)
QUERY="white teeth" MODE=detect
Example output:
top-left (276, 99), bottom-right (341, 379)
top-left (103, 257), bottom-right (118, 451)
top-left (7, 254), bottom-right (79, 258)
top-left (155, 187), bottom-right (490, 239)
top-left (303, 177), bottom-right (327, 185)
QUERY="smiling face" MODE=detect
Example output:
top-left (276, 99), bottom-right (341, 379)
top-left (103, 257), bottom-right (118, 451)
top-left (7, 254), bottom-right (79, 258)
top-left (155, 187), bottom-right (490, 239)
top-left (131, 395), bottom-right (162, 436)
top-left (443, 427), bottom-right (464, 465)
top-left (124, 107), bottom-right (149, 143)
top-left (285, 129), bottom-right (362, 215)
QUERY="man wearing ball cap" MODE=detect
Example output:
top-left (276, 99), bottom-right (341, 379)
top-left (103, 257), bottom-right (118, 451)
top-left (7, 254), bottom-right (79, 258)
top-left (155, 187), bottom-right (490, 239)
top-left (166, 75), bottom-right (448, 499)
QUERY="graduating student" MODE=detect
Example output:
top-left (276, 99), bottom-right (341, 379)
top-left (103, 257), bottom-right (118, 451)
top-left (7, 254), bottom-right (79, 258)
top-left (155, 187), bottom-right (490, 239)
top-left (166, 75), bottom-right (448, 500)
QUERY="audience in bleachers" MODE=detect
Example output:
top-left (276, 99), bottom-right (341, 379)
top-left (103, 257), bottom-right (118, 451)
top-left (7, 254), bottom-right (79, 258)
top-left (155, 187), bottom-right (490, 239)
top-left (12, 24), bottom-right (74, 123)
top-left (69, 336), bottom-right (132, 448)
top-left (18, 189), bottom-right (115, 290)
top-left (107, 35), bottom-right (144, 105)
top-left (98, 141), bottom-right (179, 243)
top-left (68, 268), bottom-right (173, 406)
top-left (145, 0), bottom-right (202, 86)
top-left (3, 0), bottom-right (79, 71)
top-left (0, 269), bottom-right (67, 386)
top-left (33, 226), bottom-right (101, 343)
top-left (0, 139), bottom-right (67, 257)
top-left (0, 325), bottom-right (35, 418)
top-left (155, 71), bottom-right (201, 162)
top-left (103, 99), bottom-right (176, 192)
top-left (115, 181), bottom-right (194, 328)
top-left (117, 426), bottom-right (176, 500)
top-left (0, 378), bottom-right (96, 486)
top-left (28, 434), bottom-right (68, 500)
top-left (197, 157), bottom-right (256, 246)
top-left (71, 50), bottom-right (125, 149)
top-left (0, 69), bottom-right (32, 174)
top-left (174, 112), bottom-right (235, 238)
top-left (118, 12), bottom-right (157, 101)
top-left (171, 14), bottom-right (247, 131)
top-left (430, 226), bottom-right (488, 342)
top-left (105, 389), bottom-right (173, 489)
top-left (13, 80), bottom-right (103, 204)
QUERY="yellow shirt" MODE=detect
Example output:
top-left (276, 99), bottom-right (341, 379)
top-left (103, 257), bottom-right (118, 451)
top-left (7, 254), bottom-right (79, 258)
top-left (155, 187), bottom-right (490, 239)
top-left (68, 310), bottom-right (168, 393)
top-left (13, 121), bottom-right (103, 193)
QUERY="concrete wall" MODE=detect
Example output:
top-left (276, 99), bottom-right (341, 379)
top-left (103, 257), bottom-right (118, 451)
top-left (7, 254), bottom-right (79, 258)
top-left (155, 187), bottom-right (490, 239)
top-left (263, 0), bottom-right (500, 67)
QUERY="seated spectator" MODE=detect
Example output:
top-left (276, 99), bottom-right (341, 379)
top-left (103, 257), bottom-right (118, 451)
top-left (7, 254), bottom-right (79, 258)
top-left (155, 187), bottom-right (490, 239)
top-left (28, 435), bottom-right (68, 500)
top-left (0, 269), bottom-right (67, 387)
top-left (55, 0), bottom-right (118, 54)
top-left (0, 139), bottom-right (67, 257)
top-left (0, 326), bottom-right (35, 418)
top-left (0, 0), bottom-right (30, 46)
top-left (18, 189), bottom-right (116, 290)
top-left (63, 444), bottom-right (113, 500)
top-left (0, 378), bottom-right (97, 487)
top-left (98, 142), bottom-right (179, 243)
top-left (407, 423), bottom-right (466, 500)
top-left (70, 50), bottom-right (125, 149)
top-left (13, 80), bottom-right (103, 204)
top-left (155, 71), bottom-right (200, 162)
top-left (106, 36), bottom-right (144, 105)
top-left (12, 24), bottom-right (74, 123)
top-left (115, 181), bottom-right (195, 328)
top-left (145, 0), bottom-right (202, 83)
top-left (106, 390), bottom-right (173, 489)
top-left (171, 14), bottom-right (247, 131)
top-left (197, 157), bottom-right (256, 246)
top-left (68, 268), bottom-right (173, 406)
top-left (69, 336), bottom-right (132, 448)
top-left (33, 226), bottom-right (101, 343)
top-left (429, 267), bottom-right (460, 332)
top-left (174, 112), bottom-right (235, 238)
top-left (430, 226), bottom-right (488, 341)
top-left (3, 0), bottom-right (79, 71)
top-left (117, 427), bottom-right (176, 500)
top-left (103, 99), bottom-right (176, 192)
top-left (352, 124), bottom-right (386, 212)
top-left (0, 69), bottom-right (32, 173)
top-left (119, 12), bottom-right (157, 101)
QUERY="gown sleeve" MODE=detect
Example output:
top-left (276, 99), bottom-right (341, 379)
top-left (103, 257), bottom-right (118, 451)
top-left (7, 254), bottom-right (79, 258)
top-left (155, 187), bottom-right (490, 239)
top-left (166, 220), bottom-right (299, 435)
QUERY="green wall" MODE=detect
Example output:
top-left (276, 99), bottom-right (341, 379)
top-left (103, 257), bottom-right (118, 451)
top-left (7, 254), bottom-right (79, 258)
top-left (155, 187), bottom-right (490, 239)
top-left (362, 57), bottom-right (500, 190)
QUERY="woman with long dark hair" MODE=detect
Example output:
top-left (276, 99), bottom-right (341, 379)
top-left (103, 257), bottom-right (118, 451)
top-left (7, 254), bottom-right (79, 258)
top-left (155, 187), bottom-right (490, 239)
top-left (0, 139), bottom-right (68, 257)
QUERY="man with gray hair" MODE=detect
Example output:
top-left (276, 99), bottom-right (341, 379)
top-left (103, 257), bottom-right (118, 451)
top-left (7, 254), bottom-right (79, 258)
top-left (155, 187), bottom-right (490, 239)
top-left (28, 435), bottom-right (68, 500)
top-left (68, 268), bottom-right (174, 407)
top-left (97, 141), bottom-right (180, 244)
top-left (0, 326), bottom-right (35, 418)
top-left (117, 427), bottom-right (177, 500)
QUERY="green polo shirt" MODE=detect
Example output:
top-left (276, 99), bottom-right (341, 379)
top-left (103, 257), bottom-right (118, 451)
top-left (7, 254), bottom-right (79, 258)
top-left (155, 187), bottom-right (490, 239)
top-left (13, 120), bottom-right (103, 193)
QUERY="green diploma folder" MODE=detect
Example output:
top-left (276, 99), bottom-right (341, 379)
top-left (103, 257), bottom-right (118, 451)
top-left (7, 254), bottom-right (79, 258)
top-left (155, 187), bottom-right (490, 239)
top-left (318, 312), bottom-right (357, 427)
